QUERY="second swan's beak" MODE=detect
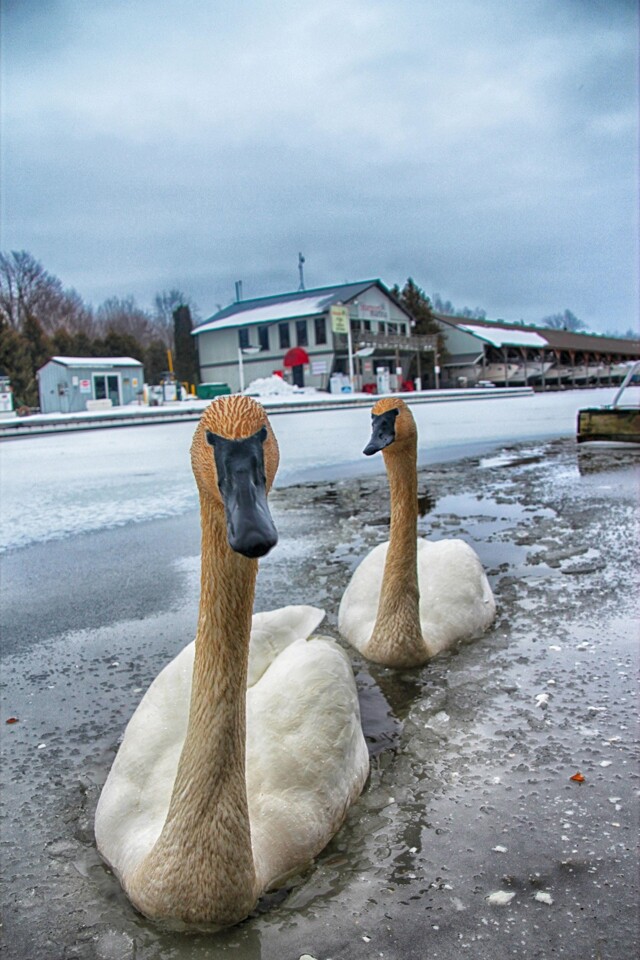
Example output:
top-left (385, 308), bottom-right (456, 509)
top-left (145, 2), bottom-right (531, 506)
top-left (363, 408), bottom-right (399, 456)
top-left (207, 426), bottom-right (279, 558)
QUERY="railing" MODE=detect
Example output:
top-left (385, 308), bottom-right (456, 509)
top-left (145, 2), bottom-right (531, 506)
top-left (337, 331), bottom-right (438, 352)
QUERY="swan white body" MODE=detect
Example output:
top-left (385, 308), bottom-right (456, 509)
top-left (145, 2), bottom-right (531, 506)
top-left (96, 605), bottom-right (368, 902)
top-left (339, 538), bottom-right (496, 660)
top-left (339, 397), bottom-right (496, 667)
top-left (94, 397), bottom-right (369, 928)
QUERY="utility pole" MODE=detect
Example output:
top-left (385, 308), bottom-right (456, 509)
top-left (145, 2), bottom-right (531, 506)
top-left (298, 252), bottom-right (305, 291)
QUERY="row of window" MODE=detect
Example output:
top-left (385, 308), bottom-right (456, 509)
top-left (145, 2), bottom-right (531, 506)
top-left (238, 315), bottom-right (408, 351)
top-left (239, 316), bottom-right (327, 352)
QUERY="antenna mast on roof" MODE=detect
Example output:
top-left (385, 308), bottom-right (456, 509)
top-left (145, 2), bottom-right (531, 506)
top-left (298, 252), bottom-right (306, 291)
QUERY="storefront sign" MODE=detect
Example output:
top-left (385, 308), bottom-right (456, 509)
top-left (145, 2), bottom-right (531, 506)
top-left (330, 305), bottom-right (350, 333)
top-left (358, 301), bottom-right (389, 322)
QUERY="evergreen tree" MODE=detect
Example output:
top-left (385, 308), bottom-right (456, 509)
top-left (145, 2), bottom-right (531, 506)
top-left (22, 314), bottom-right (52, 375)
top-left (0, 320), bottom-right (36, 407)
top-left (97, 328), bottom-right (144, 361)
top-left (144, 338), bottom-right (170, 386)
top-left (393, 278), bottom-right (440, 336)
top-left (173, 305), bottom-right (199, 385)
top-left (392, 278), bottom-right (447, 387)
top-left (51, 328), bottom-right (74, 356)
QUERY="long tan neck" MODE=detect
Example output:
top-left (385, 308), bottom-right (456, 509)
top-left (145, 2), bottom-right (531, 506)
top-left (129, 497), bottom-right (258, 926)
top-left (366, 439), bottom-right (426, 667)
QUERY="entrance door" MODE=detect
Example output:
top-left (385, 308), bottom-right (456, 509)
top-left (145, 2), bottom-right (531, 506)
top-left (93, 374), bottom-right (121, 405)
top-left (292, 364), bottom-right (304, 388)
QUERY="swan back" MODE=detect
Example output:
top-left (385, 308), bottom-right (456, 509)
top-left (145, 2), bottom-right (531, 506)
top-left (339, 537), bottom-right (496, 660)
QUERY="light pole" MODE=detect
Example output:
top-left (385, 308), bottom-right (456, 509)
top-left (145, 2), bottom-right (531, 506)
top-left (237, 345), bottom-right (261, 393)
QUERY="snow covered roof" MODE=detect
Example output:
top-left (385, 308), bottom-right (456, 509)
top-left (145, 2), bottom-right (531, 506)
top-left (193, 279), bottom-right (411, 335)
top-left (457, 325), bottom-right (549, 349)
top-left (49, 356), bottom-right (143, 368)
top-left (194, 294), bottom-right (332, 333)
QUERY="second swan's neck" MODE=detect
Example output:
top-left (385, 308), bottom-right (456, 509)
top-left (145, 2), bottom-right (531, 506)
top-left (128, 497), bottom-right (258, 926)
top-left (366, 440), bottom-right (426, 667)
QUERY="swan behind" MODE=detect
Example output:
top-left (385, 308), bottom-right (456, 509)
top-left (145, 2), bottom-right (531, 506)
top-left (339, 397), bottom-right (495, 667)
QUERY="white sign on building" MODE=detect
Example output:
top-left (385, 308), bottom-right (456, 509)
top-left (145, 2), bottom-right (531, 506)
top-left (358, 301), bottom-right (389, 323)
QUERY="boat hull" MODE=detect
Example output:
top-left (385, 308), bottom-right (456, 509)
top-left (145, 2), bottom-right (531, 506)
top-left (577, 408), bottom-right (640, 444)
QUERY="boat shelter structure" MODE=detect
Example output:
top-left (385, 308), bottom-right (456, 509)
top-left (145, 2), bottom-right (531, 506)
top-left (434, 315), bottom-right (640, 389)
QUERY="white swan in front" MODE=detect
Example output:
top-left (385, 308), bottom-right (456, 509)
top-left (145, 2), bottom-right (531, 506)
top-left (95, 395), bottom-right (369, 929)
top-left (339, 397), bottom-right (496, 668)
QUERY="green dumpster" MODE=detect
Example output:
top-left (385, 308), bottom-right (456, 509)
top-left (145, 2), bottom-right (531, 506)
top-left (197, 382), bottom-right (232, 400)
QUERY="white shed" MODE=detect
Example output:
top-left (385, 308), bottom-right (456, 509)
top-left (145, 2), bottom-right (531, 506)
top-left (37, 356), bottom-right (144, 413)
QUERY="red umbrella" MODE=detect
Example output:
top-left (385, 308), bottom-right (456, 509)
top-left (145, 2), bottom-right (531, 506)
top-left (283, 347), bottom-right (310, 367)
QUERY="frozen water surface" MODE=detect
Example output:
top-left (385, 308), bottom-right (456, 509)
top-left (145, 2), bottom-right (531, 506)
top-left (0, 386), bottom-right (630, 552)
top-left (1, 402), bottom-right (639, 959)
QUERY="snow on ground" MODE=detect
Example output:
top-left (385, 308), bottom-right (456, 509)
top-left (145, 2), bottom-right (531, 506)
top-left (0, 387), bottom-right (635, 553)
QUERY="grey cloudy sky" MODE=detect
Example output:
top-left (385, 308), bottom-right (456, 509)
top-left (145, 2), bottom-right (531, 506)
top-left (1, 0), bottom-right (638, 332)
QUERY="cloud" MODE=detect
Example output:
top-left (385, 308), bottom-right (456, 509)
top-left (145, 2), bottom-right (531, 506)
top-left (1, 0), bottom-right (637, 332)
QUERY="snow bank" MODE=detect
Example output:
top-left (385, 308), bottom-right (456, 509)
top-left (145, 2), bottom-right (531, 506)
top-left (243, 375), bottom-right (318, 397)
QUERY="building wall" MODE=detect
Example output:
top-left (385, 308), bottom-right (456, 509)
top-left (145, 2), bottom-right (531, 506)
top-left (348, 287), bottom-right (410, 336)
top-left (197, 315), bottom-right (336, 392)
top-left (37, 361), bottom-right (144, 413)
top-left (196, 286), bottom-right (413, 392)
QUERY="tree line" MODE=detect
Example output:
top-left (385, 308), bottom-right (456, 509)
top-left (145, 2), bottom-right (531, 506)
top-left (2, 251), bottom-right (632, 407)
top-left (0, 251), bottom-right (199, 407)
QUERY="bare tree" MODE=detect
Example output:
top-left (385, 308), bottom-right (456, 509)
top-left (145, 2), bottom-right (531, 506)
top-left (152, 289), bottom-right (198, 349)
top-left (542, 309), bottom-right (587, 332)
top-left (96, 296), bottom-right (154, 347)
top-left (0, 250), bottom-right (84, 332)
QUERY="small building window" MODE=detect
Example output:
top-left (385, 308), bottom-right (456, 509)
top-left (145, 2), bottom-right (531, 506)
top-left (363, 320), bottom-right (371, 332)
top-left (314, 316), bottom-right (327, 345)
top-left (258, 325), bottom-right (270, 351)
top-left (378, 322), bottom-right (386, 334)
top-left (238, 328), bottom-right (250, 349)
top-left (279, 322), bottom-right (290, 350)
top-left (296, 319), bottom-right (308, 347)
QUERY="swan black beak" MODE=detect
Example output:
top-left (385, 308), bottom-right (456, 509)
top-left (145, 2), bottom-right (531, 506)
top-left (363, 408), bottom-right (399, 456)
top-left (206, 427), bottom-right (278, 559)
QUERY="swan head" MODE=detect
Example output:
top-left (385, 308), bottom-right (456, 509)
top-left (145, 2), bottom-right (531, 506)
top-left (191, 396), bottom-right (280, 558)
top-left (363, 397), bottom-right (416, 456)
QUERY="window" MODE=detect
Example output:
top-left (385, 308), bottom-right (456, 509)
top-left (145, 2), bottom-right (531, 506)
top-left (93, 374), bottom-right (120, 405)
top-left (258, 325), bottom-right (270, 351)
top-left (238, 328), bottom-right (249, 349)
top-left (314, 316), bottom-right (327, 345)
top-left (278, 322), bottom-right (290, 349)
top-left (295, 319), bottom-right (308, 347)
top-left (363, 320), bottom-right (371, 332)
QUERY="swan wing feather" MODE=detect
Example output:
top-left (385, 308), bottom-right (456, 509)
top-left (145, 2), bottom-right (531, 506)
top-left (95, 605), bottom-right (334, 882)
top-left (246, 635), bottom-right (369, 889)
